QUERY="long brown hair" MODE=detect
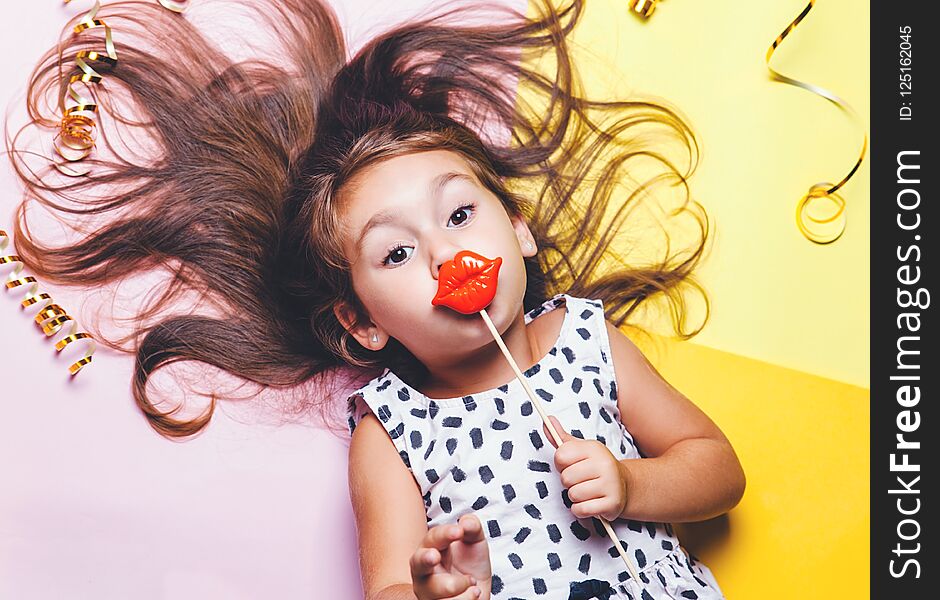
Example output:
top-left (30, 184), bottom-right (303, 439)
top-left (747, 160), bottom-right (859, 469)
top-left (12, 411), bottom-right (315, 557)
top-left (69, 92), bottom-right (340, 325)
top-left (5, 0), bottom-right (710, 439)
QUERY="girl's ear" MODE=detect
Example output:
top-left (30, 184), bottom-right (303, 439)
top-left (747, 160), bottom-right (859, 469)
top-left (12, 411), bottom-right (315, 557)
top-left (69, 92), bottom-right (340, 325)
top-left (333, 300), bottom-right (388, 351)
top-left (510, 214), bottom-right (537, 257)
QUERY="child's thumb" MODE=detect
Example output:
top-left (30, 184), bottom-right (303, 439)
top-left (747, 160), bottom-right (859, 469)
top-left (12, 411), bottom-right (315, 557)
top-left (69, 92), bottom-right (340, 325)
top-left (544, 415), bottom-right (572, 448)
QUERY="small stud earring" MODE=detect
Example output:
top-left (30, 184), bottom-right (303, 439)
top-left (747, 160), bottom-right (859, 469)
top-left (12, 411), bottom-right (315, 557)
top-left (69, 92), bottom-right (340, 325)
top-left (371, 333), bottom-right (378, 343)
top-left (524, 241), bottom-right (534, 250)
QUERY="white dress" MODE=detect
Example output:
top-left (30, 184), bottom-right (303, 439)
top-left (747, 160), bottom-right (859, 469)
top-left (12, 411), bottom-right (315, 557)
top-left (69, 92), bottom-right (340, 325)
top-left (348, 293), bottom-right (725, 600)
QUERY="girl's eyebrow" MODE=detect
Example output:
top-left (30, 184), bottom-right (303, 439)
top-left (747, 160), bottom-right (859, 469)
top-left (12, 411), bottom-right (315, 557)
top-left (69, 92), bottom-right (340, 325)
top-left (355, 171), bottom-right (474, 254)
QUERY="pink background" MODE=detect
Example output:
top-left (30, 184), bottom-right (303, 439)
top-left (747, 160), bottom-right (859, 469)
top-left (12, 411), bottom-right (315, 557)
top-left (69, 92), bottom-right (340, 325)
top-left (0, 1), bottom-right (523, 598)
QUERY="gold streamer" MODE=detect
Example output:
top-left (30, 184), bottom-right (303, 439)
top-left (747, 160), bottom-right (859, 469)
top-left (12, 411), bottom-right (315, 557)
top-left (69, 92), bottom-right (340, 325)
top-left (0, 229), bottom-right (96, 375)
top-left (766, 0), bottom-right (868, 245)
top-left (628, 0), bottom-right (661, 19)
top-left (55, 0), bottom-right (188, 177)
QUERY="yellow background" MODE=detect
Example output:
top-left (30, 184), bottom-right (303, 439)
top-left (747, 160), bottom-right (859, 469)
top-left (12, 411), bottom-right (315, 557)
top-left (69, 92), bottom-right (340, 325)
top-left (521, 1), bottom-right (870, 597)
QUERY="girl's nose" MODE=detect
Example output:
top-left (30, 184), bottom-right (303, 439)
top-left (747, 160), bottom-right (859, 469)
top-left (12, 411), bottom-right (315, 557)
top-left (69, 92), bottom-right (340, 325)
top-left (428, 240), bottom-right (462, 280)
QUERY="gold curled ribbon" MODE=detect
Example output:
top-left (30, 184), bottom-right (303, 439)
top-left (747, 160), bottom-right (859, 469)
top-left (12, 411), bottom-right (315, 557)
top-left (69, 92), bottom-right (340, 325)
top-left (0, 229), bottom-right (96, 375)
top-left (56, 1), bottom-right (188, 176)
top-left (157, 0), bottom-right (190, 11)
top-left (766, 0), bottom-right (868, 245)
top-left (629, 0), bottom-right (661, 19)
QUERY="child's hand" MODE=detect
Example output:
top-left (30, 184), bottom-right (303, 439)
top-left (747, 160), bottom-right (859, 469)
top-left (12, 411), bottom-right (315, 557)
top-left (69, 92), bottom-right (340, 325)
top-left (545, 415), bottom-right (629, 522)
top-left (410, 513), bottom-right (492, 600)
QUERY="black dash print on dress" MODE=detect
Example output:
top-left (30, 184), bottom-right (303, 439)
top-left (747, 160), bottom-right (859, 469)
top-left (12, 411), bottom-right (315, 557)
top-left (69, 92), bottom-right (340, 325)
top-left (572, 377), bottom-right (582, 393)
top-left (428, 401), bottom-right (439, 419)
top-left (524, 504), bottom-right (542, 519)
top-left (546, 523), bottom-right (562, 543)
top-left (646, 522), bottom-right (657, 538)
top-left (529, 431), bottom-right (544, 450)
top-left (570, 429), bottom-right (584, 439)
top-left (492, 419), bottom-right (510, 430)
top-left (583, 365), bottom-right (600, 374)
top-left (399, 450), bottom-right (411, 468)
top-left (578, 553), bottom-right (591, 574)
top-left (514, 527), bottom-right (531, 543)
top-left (528, 460), bottom-right (551, 472)
top-left (645, 588), bottom-right (658, 600)
top-left (472, 496), bottom-right (489, 510)
top-left (535, 481), bottom-right (548, 499)
top-left (561, 489), bottom-right (573, 509)
top-left (480, 465), bottom-right (494, 484)
top-left (376, 405), bottom-right (391, 423)
top-left (426, 469), bottom-right (439, 484)
top-left (508, 552), bottom-right (524, 570)
top-left (495, 397), bottom-right (505, 414)
top-left (535, 388), bottom-right (553, 402)
top-left (562, 347), bottom-right (576, 363)
top-left (464, 397), bottom-right (477, 412)
top-left (452, 466), bottom-right (467, 482)
top-left (576, 327), bottom-right (591, 340)
top-left (593, 378), bottom-right (604, 395)
top-left (491, 575), bottom-right (504, 594)
top-left (549, 368), bottom-right (564, 383)
top-left (627, 520), bottom-right (643, 533)
top-left (662, 540), bottom-right (674, 551)
top-left (488, 520), bottom-right (501, 537)
top-left (498, 384), bottom-right (509, 393)
top-left (579, 308), bottom-right (592, 320)
top-left (579, 402), bottom-right (591, 419)
top-left (610, 381), bottom-right (618, 401)
top-left (599, 407), bottom-right (612, 423)
top-left (501, 441), bottom-right (513, 460)
top-left (570, 520), bottom-right (591, 540)
top-left (524, 364), bottom-right (541, 377)
top-left (442, 416), bottom-right (462, 428)
top-left (470, 427), bottom-right (483, 449)
top-left (503, 484), bottom-right (516, 503)
top-left (440, 496), bottom-right (452, 513)
top-left (521, 401), bottom-right (533, 416)
top-left (397, 387), bottom-right (409, 401)
top-left (533, 577), bottom-right (547, 595)
top-left (423, 439), bottom-right (436, 461)
top-left (410, 407), bottom-right (427, 418)
top-left (547, 552), bottom-right (561, 570)
top-left (635, 548), bottom-right (647, 569)
top-left (388, 422), bottom-right (404, 439)
top-left (410, 431), bottom-right (422, 449)
top-left (446, 438), bottom-right (457, 455)
top-left (377, 380), bottom-right (391, 391)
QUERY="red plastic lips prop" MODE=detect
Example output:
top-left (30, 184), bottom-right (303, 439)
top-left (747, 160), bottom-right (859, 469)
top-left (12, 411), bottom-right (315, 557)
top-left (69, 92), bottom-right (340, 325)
top-left (431, 250), bottom-right (502, 314)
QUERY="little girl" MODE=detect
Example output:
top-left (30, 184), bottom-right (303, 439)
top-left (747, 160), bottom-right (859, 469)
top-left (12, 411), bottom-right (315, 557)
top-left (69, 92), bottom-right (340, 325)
top-left (339, 150), bottom-right (744, 600)
top-left (8, 1), bottom-right (743, 598)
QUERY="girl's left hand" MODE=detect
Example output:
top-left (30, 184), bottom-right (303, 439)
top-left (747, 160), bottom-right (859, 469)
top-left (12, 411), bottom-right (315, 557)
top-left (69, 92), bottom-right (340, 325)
top-left (544, 415), bottom-right (630, 522)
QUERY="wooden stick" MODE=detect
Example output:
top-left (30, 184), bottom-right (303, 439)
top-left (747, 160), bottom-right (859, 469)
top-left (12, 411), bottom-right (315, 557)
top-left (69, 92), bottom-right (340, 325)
top-left (478, 308), bottom-right (641, 583)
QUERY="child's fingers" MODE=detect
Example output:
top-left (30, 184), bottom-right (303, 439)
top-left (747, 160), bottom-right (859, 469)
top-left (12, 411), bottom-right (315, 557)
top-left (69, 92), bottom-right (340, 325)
top-left (423, 523), bottom-right (464, 551)
top-left (457, 513), bottom-right (485, 544)
top-left (440, 584), bottom-right (482, 600)
top-left (410, 547), bottom-right (442, 578)
top-left (423, 572), bottom-right (476, 599)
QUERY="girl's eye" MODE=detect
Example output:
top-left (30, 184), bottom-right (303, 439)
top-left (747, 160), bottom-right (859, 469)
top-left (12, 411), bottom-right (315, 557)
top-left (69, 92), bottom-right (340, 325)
top-left (382, 244), bottom-right (414, 266)
top-left (448, 203), bottom-right (476, 227)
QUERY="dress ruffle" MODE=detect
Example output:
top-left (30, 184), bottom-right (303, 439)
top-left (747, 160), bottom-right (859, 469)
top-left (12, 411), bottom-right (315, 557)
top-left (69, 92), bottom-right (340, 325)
top-left (617, 547), bottom-right (725, 600)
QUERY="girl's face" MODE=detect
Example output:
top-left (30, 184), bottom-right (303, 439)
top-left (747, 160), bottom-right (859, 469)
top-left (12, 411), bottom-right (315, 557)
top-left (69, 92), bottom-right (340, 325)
top-left (334, 149), bottom-right (537, 368)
